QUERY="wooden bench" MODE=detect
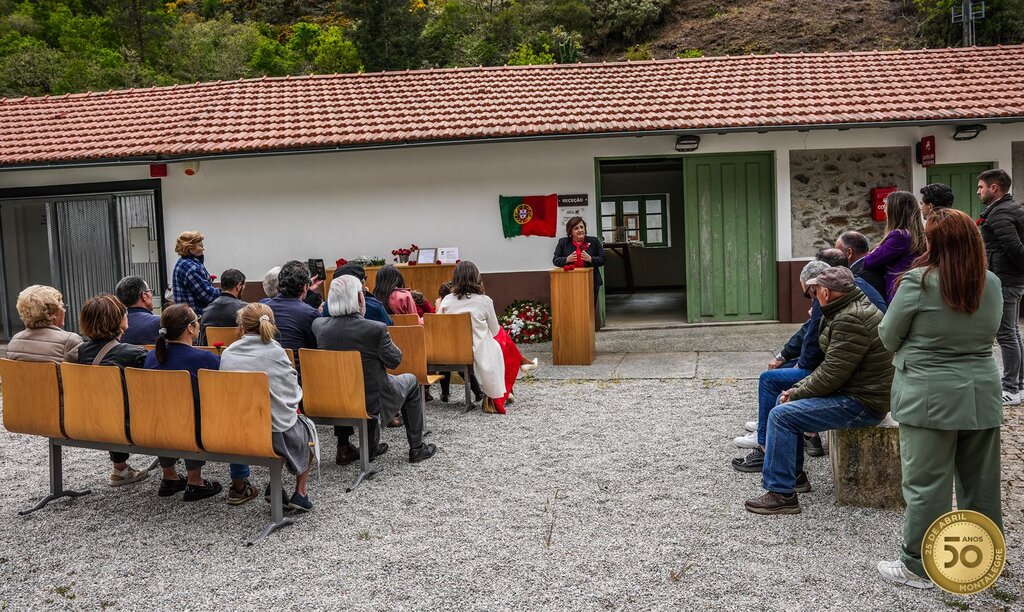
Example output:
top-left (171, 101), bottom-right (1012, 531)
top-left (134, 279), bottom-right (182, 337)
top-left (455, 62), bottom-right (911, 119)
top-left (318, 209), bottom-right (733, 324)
top-left (0, 358), bottom-right (296, 545)
top-left (423, 313), bottom-right (475, 407)
top-left (298, 349), bottom-right (377, 491)
top-left (388, 325), bottom-right (444, 414)
top-left (390, 314), bottom-right (420, 326)
top-left (204, 326), bottom-right (242, 347)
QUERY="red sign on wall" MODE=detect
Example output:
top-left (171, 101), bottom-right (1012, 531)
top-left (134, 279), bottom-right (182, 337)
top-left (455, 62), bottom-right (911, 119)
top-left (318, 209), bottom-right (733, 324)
top-left (918, 135), bottom-right (936, 167)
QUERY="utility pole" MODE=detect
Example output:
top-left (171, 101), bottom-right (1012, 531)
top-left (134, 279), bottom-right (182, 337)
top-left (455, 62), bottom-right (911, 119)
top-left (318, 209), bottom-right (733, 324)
top-left (952, 0), bottom-right (986, 47)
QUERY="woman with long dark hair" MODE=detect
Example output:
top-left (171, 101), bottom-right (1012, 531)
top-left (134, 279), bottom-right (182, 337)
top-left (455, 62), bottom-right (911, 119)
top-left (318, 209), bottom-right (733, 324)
top-left (372, 265), bottom-right (419, 320)
top-left (862, 191), bottom-right (926, 302)
top-left (876, 208), bottom-right (1004, 589)
top-left (438, 261), bottom-right (536, 414)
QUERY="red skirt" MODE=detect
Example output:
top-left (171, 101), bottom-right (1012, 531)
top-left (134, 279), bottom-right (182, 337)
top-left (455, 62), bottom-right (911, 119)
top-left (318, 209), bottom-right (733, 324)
top-left (489, 327), bottom-right (525, 414)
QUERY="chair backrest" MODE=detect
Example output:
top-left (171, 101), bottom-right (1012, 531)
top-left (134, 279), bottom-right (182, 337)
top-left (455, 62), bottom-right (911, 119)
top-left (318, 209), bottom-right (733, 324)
top-left (423, 312), bottom-right (474, 365)
top-left (142, 344), bottom-right (155, 352)
top-left (387, 325), bottom-right (429, 384)
top-left (198, 369), bottom-right (277, 458)
top-left (298, 349), bottom-right (368, 420)
top-left (124, 368), bottom-right (201, 451)
top-left (195, 346), bottom-right (221, 355)
top-left (0, 358), bottom-right (63, 438)
top-left (60, 362), bottom-right (130, 445)
top-left (390, 313), bottom-right (420, 326)
top-left (205, 326), bottom-right (241, 347)
top-left (284, 348), bottom-right (295, 368)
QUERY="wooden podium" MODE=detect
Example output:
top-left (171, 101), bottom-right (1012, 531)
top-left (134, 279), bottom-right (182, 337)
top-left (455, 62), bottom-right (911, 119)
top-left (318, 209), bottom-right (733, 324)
top-left (550, 268), bottom-right (595, 365)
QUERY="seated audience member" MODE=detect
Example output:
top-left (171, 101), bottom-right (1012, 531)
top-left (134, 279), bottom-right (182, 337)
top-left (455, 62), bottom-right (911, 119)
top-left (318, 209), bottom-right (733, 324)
top-left (199, 268), bottom-right (248, 342)
top-left (6, 285), bottom-right (82, 363)
top-left (171, 231), bottom-right (219, 315)
top-left (918, 182), bottom-right (954, 222)
top-left (435, 280), bottom-right (484, 404)
top-left (144, 304), bottom-right (233, 503)
top-left (75, 294), bottom-right (149, 486)
top-left (323, 264), bottom-right (392, 326)
top-left (734, 261), bottom-right (828, 457)
top-left (220, 303), bottom-right (315, 512)
top-left (816, 248), bottom-right (887, 312)
top-left (836, 231), bottom-right (887, 300)
top-left (261, 266), bottom-right (281, 302)
top-left (115, 275), bottom-right (161, 345)
top-left (373, 264), bottom-right (420, 321)
top-left (411, 290), bottom-right (435, 317)
top-left (313, 275), bottom-right (437, 464)
top-left (739, 267), bottom-right (892, 515)
top-left (862, 191), bottom-right (927, 302)
top-left (265, 260), bottom-right (319, 354)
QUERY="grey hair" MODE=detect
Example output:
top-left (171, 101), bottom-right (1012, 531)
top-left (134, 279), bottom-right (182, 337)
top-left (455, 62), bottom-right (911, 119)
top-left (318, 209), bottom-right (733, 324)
top-left (799, 260), bottom-right (830, 284)
top-left (328, 275), bottom-right (362, 316)
top-left (262, 266), bottom-right (281, 299)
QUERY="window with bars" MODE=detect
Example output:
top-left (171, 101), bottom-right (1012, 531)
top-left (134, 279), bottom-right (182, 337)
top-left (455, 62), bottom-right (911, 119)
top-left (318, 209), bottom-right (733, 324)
top-left (599, 195), bottom-right (668, 247)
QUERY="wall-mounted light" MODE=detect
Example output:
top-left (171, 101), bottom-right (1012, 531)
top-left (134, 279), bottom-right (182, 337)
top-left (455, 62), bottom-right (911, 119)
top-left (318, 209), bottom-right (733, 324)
top-left (675, 135), bottom-right (701, 152)
top-left (183, 161), bottom-right (200, 176)
top-left (953, 124), bottom-right (987, 141)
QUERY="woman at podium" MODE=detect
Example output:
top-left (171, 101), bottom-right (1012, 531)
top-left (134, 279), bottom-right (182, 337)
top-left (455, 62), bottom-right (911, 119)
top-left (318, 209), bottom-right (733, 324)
top-left (552, 216), bottom-right (605, 299)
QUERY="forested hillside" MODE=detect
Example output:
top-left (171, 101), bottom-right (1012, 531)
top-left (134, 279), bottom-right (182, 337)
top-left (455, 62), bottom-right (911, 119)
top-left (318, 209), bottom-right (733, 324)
top-left (1, 0), bottom-right (1022, 98)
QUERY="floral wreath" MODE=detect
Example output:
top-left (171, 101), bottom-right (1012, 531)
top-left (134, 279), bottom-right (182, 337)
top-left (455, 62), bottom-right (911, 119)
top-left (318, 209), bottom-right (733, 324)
top-left (499, 300), bottom-right (552, 344)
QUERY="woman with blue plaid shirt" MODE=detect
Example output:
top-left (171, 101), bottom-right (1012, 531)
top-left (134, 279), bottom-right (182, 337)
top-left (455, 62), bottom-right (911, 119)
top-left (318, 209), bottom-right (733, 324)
top-left (172, 231), bottom-right (220, 315)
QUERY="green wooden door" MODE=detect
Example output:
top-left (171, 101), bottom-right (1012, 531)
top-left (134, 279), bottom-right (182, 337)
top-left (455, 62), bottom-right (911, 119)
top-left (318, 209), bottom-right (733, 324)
top-left (926, 162), bottom-right (994, 219)
top-left (684, 153), bottom-right (775, 323)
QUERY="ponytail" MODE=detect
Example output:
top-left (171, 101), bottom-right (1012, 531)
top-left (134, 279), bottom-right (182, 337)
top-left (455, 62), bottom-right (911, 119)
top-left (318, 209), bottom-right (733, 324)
top-left (236, 303), bottom-right (277, 344)
top-left (155, 303), bottom-right (196, 364)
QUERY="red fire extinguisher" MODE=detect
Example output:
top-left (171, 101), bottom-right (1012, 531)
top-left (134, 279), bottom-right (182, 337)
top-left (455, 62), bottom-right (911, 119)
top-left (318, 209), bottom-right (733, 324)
top-left (870, 187), bottom-right (897, 222)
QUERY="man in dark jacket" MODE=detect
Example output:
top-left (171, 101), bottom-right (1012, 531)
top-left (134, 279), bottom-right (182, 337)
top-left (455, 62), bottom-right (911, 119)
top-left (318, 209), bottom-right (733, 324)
top-left (836, 231), bottom-right (887, 299)
top-left (977, 168), bottom-right (1024, 405)
top-left (199, 268), bottom-right (247, 343)
top-left (115, 275), bottom-right (161, 345)
top-left (740, 267), bottom-right (893, 515)
top-left (313, 274), bottom-right (436, 465)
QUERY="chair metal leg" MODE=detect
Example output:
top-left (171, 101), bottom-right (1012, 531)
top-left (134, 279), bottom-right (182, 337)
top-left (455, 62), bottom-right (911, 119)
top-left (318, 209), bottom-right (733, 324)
top-left (347, 419), bottom-right (378, 492)
top-left (247, 462), bottom-right (294, 546)
top-left (463, 366), bottom-right (472, 407)
top-left (19, 440), bottom-right (90, 516)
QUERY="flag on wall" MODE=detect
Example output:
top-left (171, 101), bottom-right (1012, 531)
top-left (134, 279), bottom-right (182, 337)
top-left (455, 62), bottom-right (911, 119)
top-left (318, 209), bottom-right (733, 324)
top-left (499, 194), bottom-right (557, 238)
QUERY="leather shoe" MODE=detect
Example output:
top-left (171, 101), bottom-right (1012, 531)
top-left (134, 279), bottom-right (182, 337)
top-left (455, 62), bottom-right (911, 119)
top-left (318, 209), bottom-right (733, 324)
top-left (409, 443), bottom-right (437, 463)
top-left (335, 443), bottom-right (359, 465)
top-left (369, 442), bottom-right (389, 462)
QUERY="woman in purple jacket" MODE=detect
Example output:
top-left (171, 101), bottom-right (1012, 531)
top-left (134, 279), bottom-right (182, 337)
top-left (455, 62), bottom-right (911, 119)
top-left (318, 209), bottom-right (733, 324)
top-left (862, 190), bottom-right (926, 302)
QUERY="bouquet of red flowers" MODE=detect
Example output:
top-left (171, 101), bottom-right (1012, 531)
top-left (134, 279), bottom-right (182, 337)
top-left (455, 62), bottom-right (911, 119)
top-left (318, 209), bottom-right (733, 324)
top-left (392, 244), bottom-right (419, 263)
top-left (499, 300), bottom-right (552, 344)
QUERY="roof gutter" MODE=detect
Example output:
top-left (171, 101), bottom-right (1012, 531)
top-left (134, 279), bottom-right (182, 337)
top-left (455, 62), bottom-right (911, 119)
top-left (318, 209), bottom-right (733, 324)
top-left (2, 116), bottom-right (1022, 172)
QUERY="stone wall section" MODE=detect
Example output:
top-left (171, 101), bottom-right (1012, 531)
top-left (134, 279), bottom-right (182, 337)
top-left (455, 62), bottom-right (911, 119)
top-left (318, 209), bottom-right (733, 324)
top-left (790, 147), bottom-right (913, 257)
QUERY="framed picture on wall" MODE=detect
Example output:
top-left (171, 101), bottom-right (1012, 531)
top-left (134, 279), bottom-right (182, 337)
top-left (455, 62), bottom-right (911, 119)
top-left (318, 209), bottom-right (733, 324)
top-left (417, 248), bottom-right (437, 264)
top-left (438, 247), bottom-right (460, 263)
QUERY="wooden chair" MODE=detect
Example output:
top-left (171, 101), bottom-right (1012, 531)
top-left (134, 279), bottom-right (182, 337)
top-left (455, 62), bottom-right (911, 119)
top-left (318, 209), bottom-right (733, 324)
top-left (284, 348), bottom-right (295, 368)
top-left (195, 346), bottom-right (221, 356)
top-left (390, 313), bottom-right (420, 326)
top-left (142, 344), bottom-right (155, 352)
top-left (198, 369), bottom-right (295, 543)
top-left (0, 359), bottom-right (90, 515)
top-left (298, 348), bottom-right (376, 491)
top-left (60, 363), bottom-right (131, 446)
top-left (205, 326), bottom-right (241, 347)
top-left (423, 313), bottom-right (475, 406)
top-left (387, 325), bottom-right (443, 414)
top-left (124, 368), bottom-right (201, 453)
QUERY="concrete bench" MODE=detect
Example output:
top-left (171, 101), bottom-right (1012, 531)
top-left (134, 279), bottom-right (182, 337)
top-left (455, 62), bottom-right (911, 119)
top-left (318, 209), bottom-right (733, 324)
top-left (827, 415), bottom-right (904, 510)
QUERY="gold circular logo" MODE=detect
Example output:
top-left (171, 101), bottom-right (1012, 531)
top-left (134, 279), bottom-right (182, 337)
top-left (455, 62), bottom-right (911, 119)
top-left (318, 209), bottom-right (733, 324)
top-left (922, 510), bottom-right (1005, 595)
top-left (513, 203), bottom-right (533, 225)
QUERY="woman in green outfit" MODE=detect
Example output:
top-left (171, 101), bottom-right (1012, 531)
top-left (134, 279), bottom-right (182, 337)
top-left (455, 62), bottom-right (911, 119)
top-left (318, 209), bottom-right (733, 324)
top-left (876, 208), bottom-right (1005, 589)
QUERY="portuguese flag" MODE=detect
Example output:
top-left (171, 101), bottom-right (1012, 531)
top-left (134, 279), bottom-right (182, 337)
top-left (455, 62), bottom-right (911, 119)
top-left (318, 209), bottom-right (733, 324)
top-left (499, 194), bottom-right (557, 238)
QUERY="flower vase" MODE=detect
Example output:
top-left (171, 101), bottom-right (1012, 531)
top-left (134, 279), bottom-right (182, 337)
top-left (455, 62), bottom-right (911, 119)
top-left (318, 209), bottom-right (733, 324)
top-left (398, 253), bottom-right (409, 263)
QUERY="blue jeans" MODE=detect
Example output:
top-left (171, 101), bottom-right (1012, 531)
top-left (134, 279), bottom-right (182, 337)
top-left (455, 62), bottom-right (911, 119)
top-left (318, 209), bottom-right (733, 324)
top-left (763, 393), bottom-right (882, 493)
top-left (756, 367), bottom-right (813, 446)
top-left (230, 463), bottom-right (250, 480)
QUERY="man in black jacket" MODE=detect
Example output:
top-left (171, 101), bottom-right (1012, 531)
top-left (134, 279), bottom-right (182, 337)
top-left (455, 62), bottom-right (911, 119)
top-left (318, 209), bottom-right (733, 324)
top-left (199, 268), bottom-right (247, 343)
top-left (977, 168), bottom-right (1024, 405)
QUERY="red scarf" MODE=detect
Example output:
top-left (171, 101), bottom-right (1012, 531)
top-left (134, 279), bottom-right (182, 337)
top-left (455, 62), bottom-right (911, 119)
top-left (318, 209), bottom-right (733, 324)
top-left (564, 239), bottom-right (589, 271)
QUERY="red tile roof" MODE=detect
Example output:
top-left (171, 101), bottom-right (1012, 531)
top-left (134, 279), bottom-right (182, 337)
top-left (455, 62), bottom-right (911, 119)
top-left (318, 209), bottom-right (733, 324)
top-left (2, 45), bottom-right (1024, 167)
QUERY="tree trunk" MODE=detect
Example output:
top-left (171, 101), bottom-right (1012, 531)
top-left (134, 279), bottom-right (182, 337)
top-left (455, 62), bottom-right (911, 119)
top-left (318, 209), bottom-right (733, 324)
top-left (828, 416), bottom-right (905, 510)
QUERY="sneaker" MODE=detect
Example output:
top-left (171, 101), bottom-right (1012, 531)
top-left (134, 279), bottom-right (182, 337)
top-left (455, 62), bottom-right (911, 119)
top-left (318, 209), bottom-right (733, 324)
top-left (744, 420), bottom-right (757, 432)
top-left (287, 492), bottom-right (313, 512)
top-left (409, 443), bottom-right (437, 463)
top-left (182, 479), bottom-right (222, 502)
top-left (876, 560), bottom-right (934, 590)
top-left (731, 447), bottom-right (765, 472)
top-left (263, 484), bottom-right (288, 507)
top-left (520, 358), bottom-right (539, 374)
top-left (744, 491), bottom-right (801, 515)
top-left (804, 433), bottom-right (826, 457)
top-left (1002, 391), bottom-right (1021, 406)
top-left (336, 443), bottom-right (359, 465)
top-left (794, 470), bottom-right (812, 493)
top-left (226, 479), bottom-right (258, 506)
top-left (733, 431), bottom-right (759, 449)
top-left (158, 474), bottom-right (187, 497)
top-left (110, 465), bottom-right (149, 487)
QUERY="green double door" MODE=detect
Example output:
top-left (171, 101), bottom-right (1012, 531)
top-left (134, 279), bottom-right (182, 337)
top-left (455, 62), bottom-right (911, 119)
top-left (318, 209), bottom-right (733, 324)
top-left (926, 162), bottom-right (994, 219)
top-left (684, 153), bottom-right (776, 323)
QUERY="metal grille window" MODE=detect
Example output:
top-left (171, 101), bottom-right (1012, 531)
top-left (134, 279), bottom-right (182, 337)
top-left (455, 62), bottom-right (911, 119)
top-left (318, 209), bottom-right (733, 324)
top-left (600, 194), bottom-right (669, 246)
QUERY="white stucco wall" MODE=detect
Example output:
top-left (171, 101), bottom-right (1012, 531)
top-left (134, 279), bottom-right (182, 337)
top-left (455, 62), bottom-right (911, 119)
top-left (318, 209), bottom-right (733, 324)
top-left (2, 122), bottom-right (1022, 283)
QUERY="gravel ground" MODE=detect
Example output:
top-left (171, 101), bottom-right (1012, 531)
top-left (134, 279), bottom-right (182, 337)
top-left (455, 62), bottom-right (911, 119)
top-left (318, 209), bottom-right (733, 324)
top-left (0, 325), bottom-right (1020, 611)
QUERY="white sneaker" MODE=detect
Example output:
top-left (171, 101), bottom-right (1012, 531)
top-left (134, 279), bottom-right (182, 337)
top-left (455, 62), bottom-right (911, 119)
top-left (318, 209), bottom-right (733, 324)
top-left (744, 420), bottom-right (757, 432)
top-left (110, 465), bottom-right (149, 487)
top-left (876, 560), bottom-right (934, 590)
top-left (733, 431), bottom-right (759, 449)
top-left (1002, 391), bottom-right (1020, 406)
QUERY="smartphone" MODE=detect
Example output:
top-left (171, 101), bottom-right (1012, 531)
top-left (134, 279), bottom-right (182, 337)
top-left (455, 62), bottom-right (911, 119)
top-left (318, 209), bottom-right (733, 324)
top-left (308, 258), bottom-right (327, 281)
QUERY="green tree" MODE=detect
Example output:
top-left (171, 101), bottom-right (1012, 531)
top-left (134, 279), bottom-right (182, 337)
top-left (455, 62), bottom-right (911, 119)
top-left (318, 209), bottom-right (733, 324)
top-left (914, 0), bottom-right (1024, 46)
top-left (506, 40), bottom-right (553, 65)
top-left (314, 25), bottom-right (361, 72)
top-left (338, 0), bottom-right (427, 71)
top-left (101, 0), bottom-right (171, 64)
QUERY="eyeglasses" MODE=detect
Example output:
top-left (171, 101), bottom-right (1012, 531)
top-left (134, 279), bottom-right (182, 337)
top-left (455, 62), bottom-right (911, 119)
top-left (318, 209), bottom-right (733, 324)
top-left (142, 289), bottom-right (154, 296)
